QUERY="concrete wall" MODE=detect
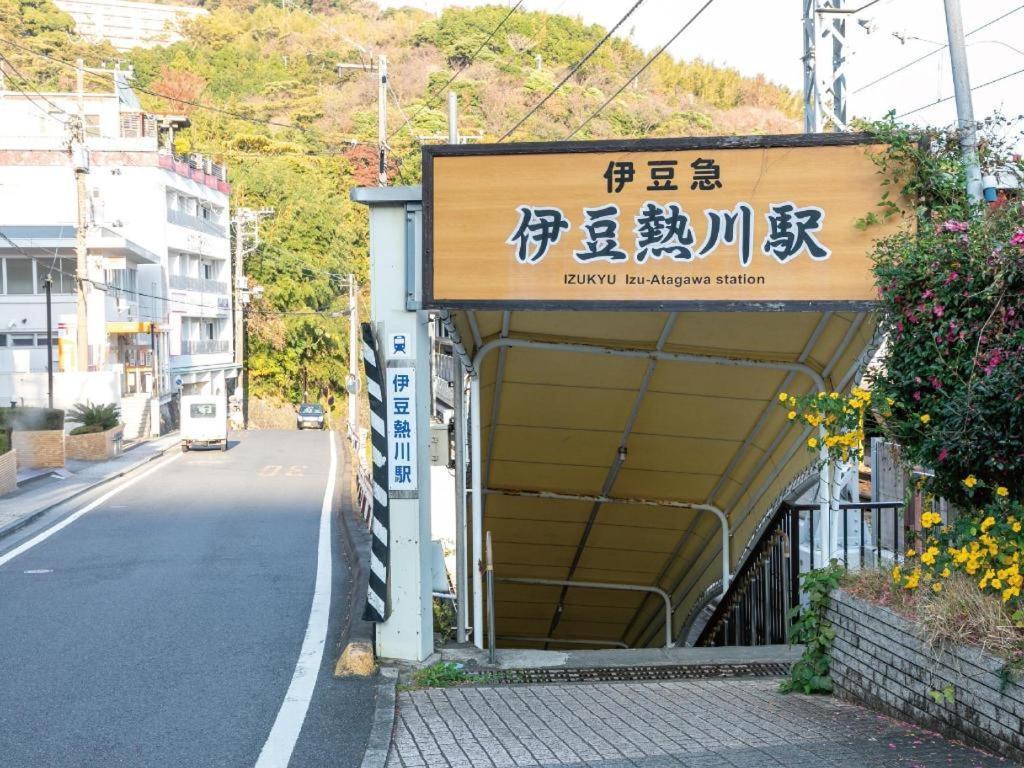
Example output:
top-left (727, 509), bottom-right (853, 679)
top-left (0, 371), bottom-right (121, 412)
top-left (828, 589), bottom-right (1024, 763)
top-left (0, 449), bottom-right (16, 495)
top-left (12, 430), bottom-right (64, 469)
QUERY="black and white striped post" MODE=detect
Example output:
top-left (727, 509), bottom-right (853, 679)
top-left (361, 323), bottom-right (390, 623)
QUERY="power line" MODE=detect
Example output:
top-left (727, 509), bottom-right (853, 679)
top-left (497, 0), bottom-right (648, 142)
top-left (0, 227), bottom-right (239, 315)
top-left (853, 3), bottom-right (1024, 94)
top-left (566, 0), bottom-right (719, 139)
top-left (385, 0), bottom-right (524, 143)
top-left (896, 65), bottom-right (1024, 118)
top-left (0, 51), bottom-right (72, 122)
top-left (0, 36), bottom-right (359, 143)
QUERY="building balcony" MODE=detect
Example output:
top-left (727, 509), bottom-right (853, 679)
top-left (158, 151), bottom-right (230, 194)
top-left (168, 273), bottom-right (229, 294)
top-left (166, 208), bottom-right (227, 238)
top-left (180, 339), bottom-right (230, 355)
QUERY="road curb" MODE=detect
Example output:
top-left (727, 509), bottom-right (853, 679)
top-left (0, 439), bottom-right (180, 544)
top-left (360, 668), bottom-right (398, 768)
top-left (335, 435), bottom-right (374, 652)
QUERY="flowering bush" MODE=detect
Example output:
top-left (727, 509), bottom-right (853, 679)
top-left (776, 387), bottom-right (872, 464)
top-left (866, 118), bottom-right (1024, 509)
top-left (893, 477), bottom-right (1024, 622)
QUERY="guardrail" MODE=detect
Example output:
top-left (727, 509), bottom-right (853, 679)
top-left (167, 208), bottom-right (227, 238)
top-left (168, 273), bottom-right (229, 294)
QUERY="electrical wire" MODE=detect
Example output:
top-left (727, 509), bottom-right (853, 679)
top-left (566, 0), bottom-right (719, 139)
top-left (0, 36), bottom-right (360, 143)
top-left (385, 0), bottom-right (525, 143)
top-left (853, 3), bottom-right (1024, 94)
top-left (0, 51), bottom-right (72, 123)
top-left (497, 0), bottom-right (648, 142)
top-left (896, 66), bottom-right (1024, 118)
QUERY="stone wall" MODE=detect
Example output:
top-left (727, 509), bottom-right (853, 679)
top-left (0, 449), bottom-right (16, 496)
top-left (828, 589), bottom-right (1024, 763)
top-left (11, 430), bottom-right (64, 469)
top-left (66, 425), bottom-right (123, 461)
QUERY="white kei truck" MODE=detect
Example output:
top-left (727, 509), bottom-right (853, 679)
top-left (180, 394), bottom-right (228, 452)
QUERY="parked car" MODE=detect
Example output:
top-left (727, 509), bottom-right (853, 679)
top-left (297, 403), bottom-right (326, 430)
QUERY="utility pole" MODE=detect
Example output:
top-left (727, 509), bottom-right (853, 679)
top-left (942, 0), bottom-right (983, 203)
top-left (804, 1), bottom-right (857, 132)
top-left (336, 55), bottom-right (388, 185)
top-left (231, 208), bottom-right (273, 428)
top-left (802, 0), bottom-right (818, 132)
top-left (347, 273), bottom-right (358, 441)
top-left (447, 90), bottom-right (459, 145)
top-left (73, 58), bottom-right (90, 372)
top-left (44, 276), bottom-right (54, 408)
top-left (377, 55), bottom-right (388, 186)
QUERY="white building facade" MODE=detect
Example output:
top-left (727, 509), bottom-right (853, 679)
top-left (53, 0), bottom-right (206, 51)
top-left (0, 74), bottom-right (238, 436)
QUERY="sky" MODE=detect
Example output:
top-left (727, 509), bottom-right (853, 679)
top-left (377, 0), bottom-right (1024, 129)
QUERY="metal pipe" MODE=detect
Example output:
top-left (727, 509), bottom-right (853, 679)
top-left (437, 309), bottom-right (475, 376)
top-left (474, 337), bottom-right (826, 391)
top-left (497, 576), bottom-right (674, 648)
top-left (945, 0), bottom-right (984, 201)
top-left (486, 531), bottom-right (496, 664)
top-left (483, 486), bottom-right (730, 590)
top-left (470, 374), bottom-right (483, 649)
top-left (453, 359), bottom-right (468, 644)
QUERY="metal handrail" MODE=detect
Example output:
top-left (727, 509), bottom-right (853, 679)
top-left (485, 530), bottom-right (674, 654)
top-left (496, 636), bottom-right (629, 649)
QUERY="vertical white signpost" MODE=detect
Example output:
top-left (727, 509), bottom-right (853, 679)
top-left (358, 189), bottom-right (433, 662)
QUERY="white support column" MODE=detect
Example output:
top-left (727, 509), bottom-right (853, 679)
top-left (362, 191), bottom-right (433, 662)
top-left (470, 374), bottom-right (484, 649)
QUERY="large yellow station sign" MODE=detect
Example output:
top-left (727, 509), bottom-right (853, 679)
top-left (422, 134), bottom-right (903, 310)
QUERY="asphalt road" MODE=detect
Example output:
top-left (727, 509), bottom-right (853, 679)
top-left (0, 429), bottom-right (375, 768)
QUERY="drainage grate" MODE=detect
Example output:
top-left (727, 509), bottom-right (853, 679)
top-left (479, 662), bottom-right (790, 686)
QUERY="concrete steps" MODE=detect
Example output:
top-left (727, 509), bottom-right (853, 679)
top-left (120, 394), bottom-right (152, 441)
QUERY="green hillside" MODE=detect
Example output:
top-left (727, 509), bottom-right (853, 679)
top-left (3, 0), bottom-right (801, 402)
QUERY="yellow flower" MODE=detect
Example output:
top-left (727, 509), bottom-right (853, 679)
top-left (992, 578), bottom-right (1003, 590)
top-left (904, 569), bottom-right (921, 589)
top-left (997, 486), bottom-right (1009, 498)
top-left (818, 392), bottom-right (827, 399)
top-left (829, 392), bottom-right (839, 399)
top-left (921, 511), bottom-right (941, 529)
top-left (941, 567), bottom-right (951, 578)
top-left (919, 414), bottom-right (931, 424)
top-left (963, 475), bottom-right (978, 489)
top-left (981, 516), bottom-right (996, 532)
top-left (886, 397), bottom-right (895, 406)
top-left (787, 411), bottom-right (796, 420)
top-left (906, 548), bottom-right (917, 558)
top-left (1013, 522), bottom-right (1022, 533)
top-left (921, 546), bottom-right (939, 565)
top-left (892, 565), bottom-right (902, 583)
top-left (779, 392), bottom-right (789, 402)
top-left (932, 582), bottom-right (943, 593)
top-left (807, 437), bottom-right (818, 448)
top-left (788, 396), bottom-right (796, 408)
top-left (1003, 587), bottom-right (1020, 603)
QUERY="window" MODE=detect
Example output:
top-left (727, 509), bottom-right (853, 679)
top-left (5, 258), bottom-right (34, 294)
top-left (38, 259), bottom-right (76, 294)
top-left (10, 334), bottom-right (34, 347)
top-left (203, 263), bottom-right (213, 280)
top-left (189, 403), bottom-right (217, 418)
top-left (85, 114), bottom-right (101, 137)
top-left (0, 334), bottom-right (6, 347)
top-left (205, 321), bottom-right (214, 340)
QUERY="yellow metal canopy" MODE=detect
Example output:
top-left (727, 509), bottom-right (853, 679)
top-left (106, 321), bottom-right (153, 334)
top-left (450, 308), bottom-right (876, 648)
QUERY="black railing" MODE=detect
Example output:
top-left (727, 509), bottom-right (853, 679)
top-left (695, 500), bottom-right (905, 647)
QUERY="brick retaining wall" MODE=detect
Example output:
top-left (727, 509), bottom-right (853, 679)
top-left (828, 588), bottom-right (1024, 762)
top-left (11, 430), bottom-right (64, 469)
top-left (66, 426), bottom-right (123, 461)
top-left (0, 449), bottom-right (15, 496)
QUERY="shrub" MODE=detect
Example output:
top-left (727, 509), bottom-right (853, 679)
top-left (0, 428), bottom-right (9, 456)
top-left (66, 402), bottom-right (120, 432)
top-left (0, 406), bottom-right (64, 431)
top-left (69, 424), bottom-right (106, 436)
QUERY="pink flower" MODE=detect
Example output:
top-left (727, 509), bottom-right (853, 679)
top-left (938, 447), bottom-right (949, 462)
top-left (922, 289), bottom-right (934, 300)
top-left (1011, 229), bottom-right (1024, 245)
top-left (943, 271), bottom-right (959, 285)
top-left (913, 390), bottom-right (922, 401)
top-left (929, 376), bottom-right (943, 390)
top-left (933, 305), bottom-right (945, 317)
top-left (941, 219), bottom-right (969, 233)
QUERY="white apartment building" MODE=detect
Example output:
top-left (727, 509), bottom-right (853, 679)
top-left (0, 72), bottom-right (238, 437)
top-left (53, 0), bottom-right (206, 51)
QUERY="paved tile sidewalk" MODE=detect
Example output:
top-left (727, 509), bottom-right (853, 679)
top-left (0, 432), bottom-right (181, 538)
top-left (387, 678), bottom-right (1005, 768)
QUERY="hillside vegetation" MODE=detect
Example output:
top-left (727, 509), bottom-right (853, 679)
top-left (4, 0), bottom-right (801, 402)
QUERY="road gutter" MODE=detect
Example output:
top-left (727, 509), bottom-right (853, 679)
top-left (359, 668), bottom-right (398, 768)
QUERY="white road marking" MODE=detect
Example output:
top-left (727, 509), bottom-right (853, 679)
top-left (23, 569), bottom-right (52, 574)
top-left (0, 453), bottom-right (182, 569)
top-left (254, 431), bottom-right (336, 768)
